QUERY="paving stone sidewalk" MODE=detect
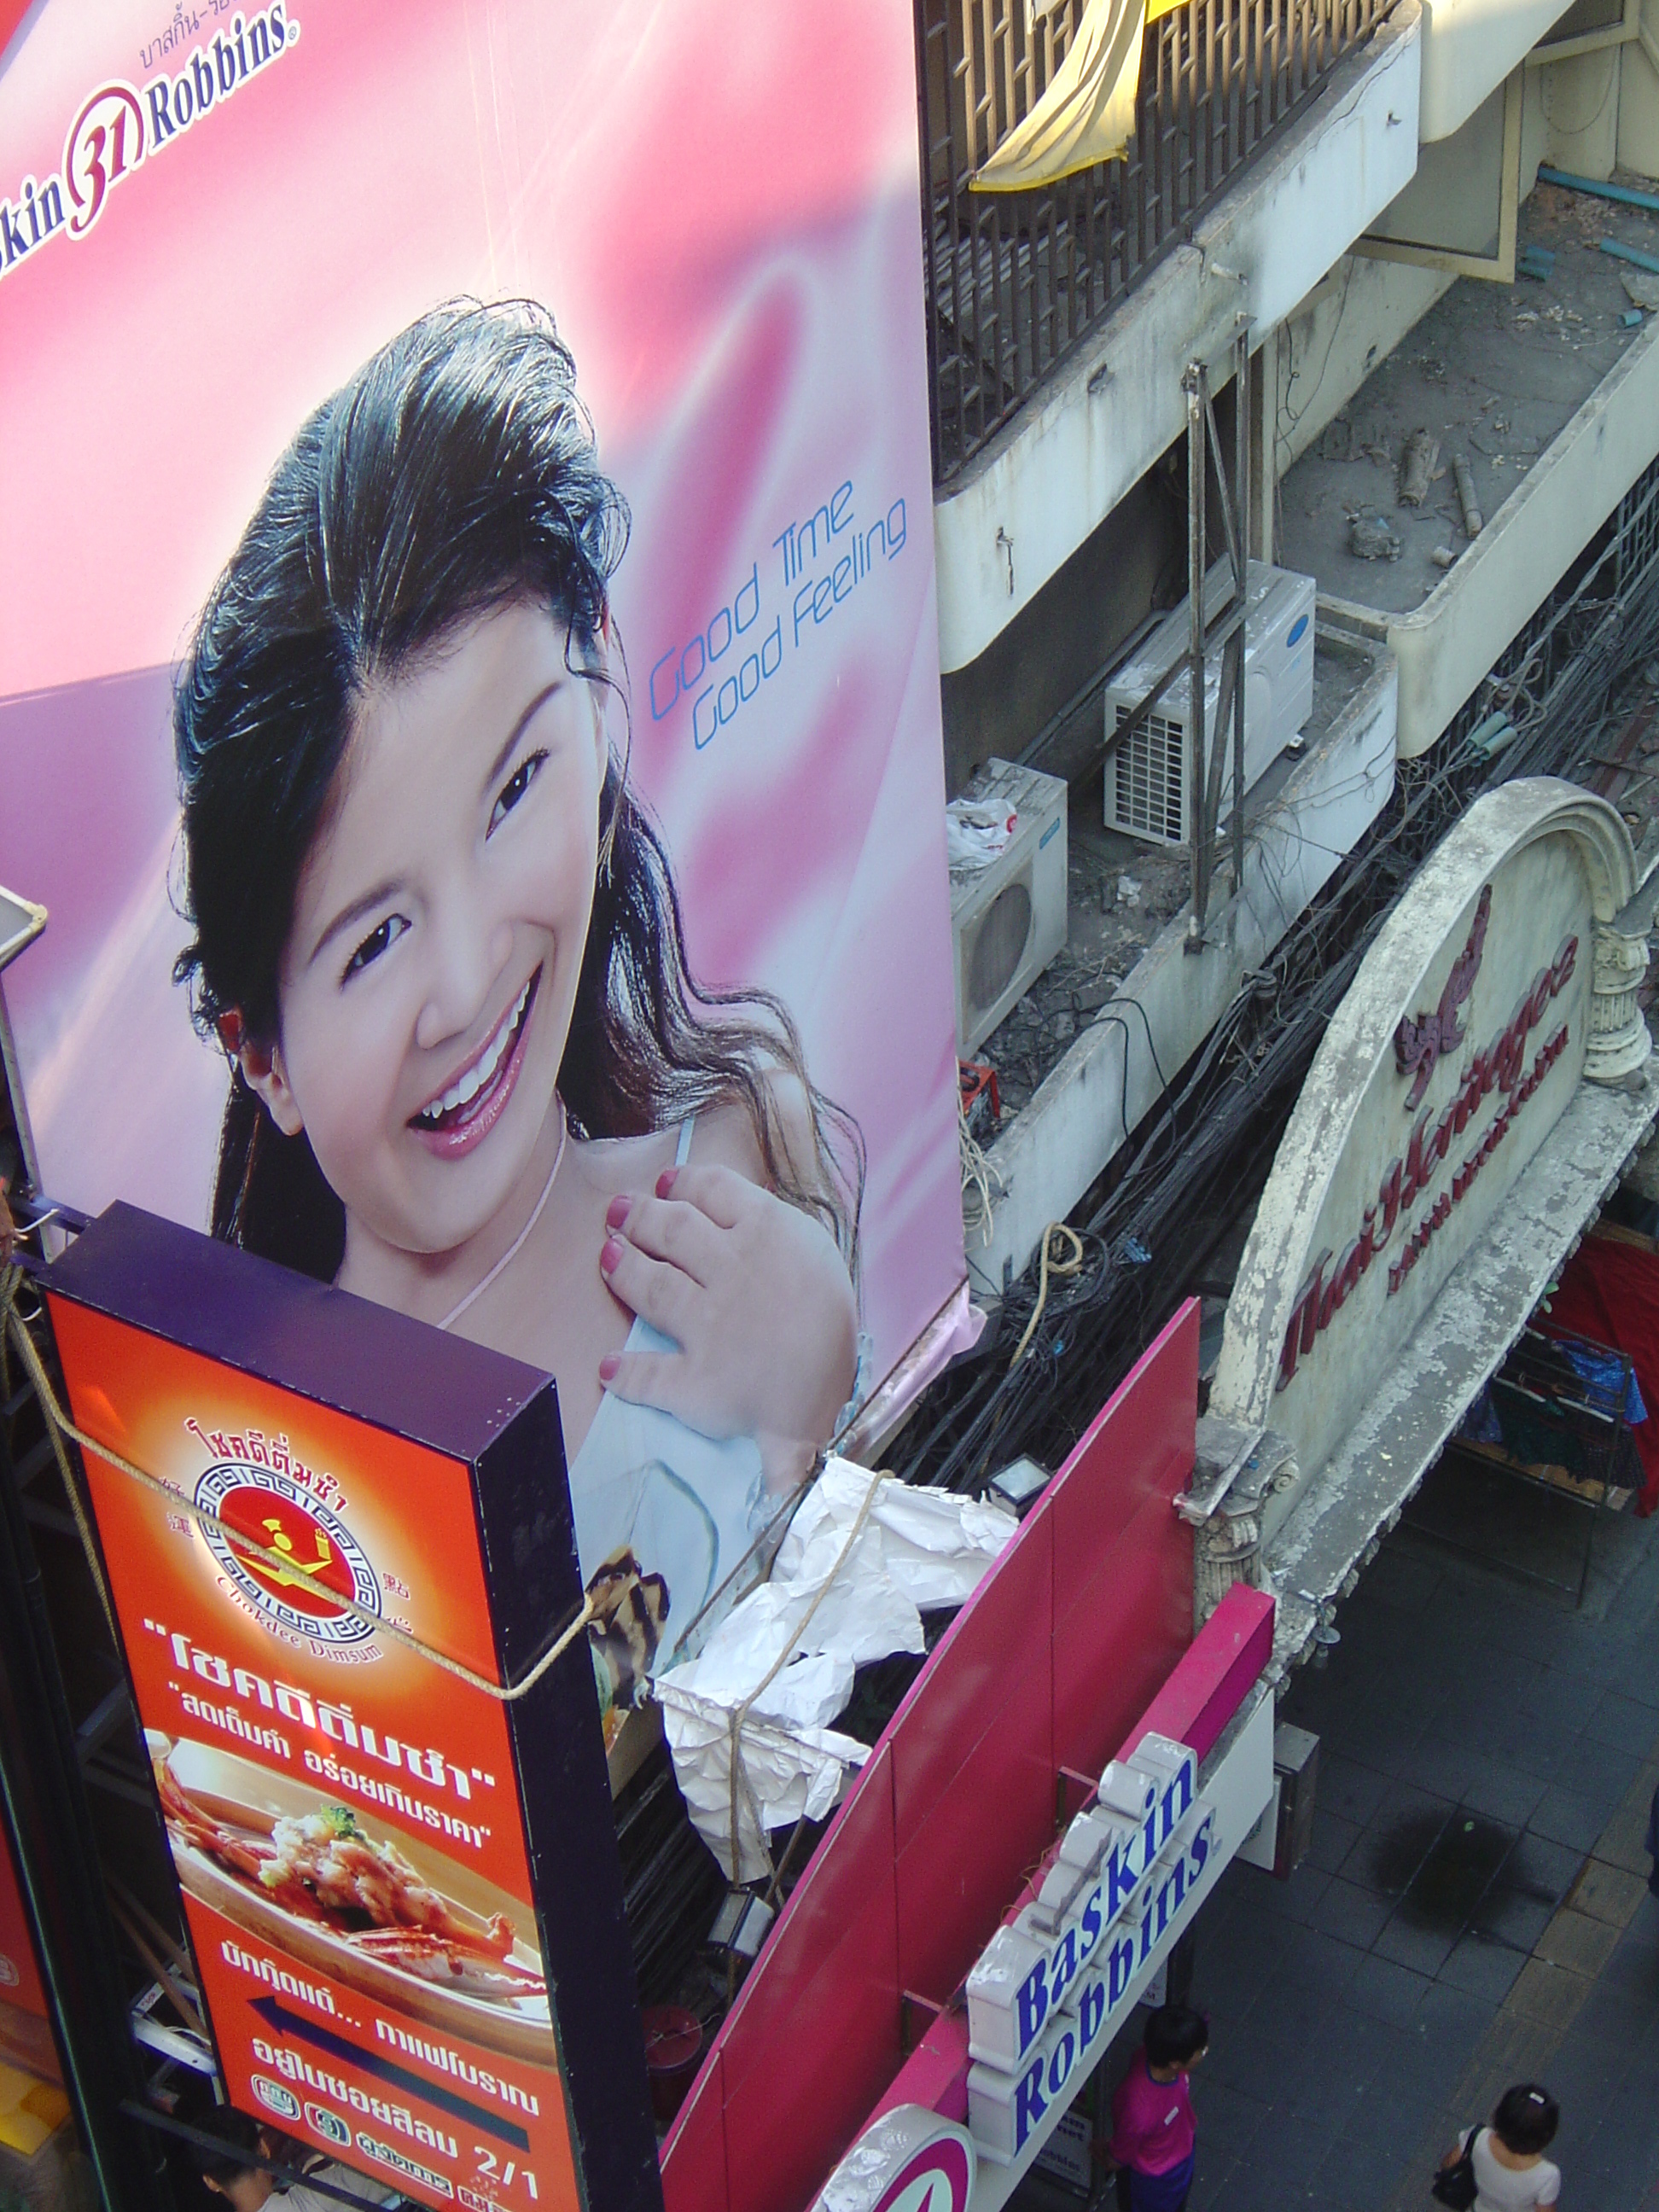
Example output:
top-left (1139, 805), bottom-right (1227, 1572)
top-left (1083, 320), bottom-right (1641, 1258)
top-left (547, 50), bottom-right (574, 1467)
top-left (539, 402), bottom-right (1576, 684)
top-left (1186, 1463), bottom-right (1659, 2212)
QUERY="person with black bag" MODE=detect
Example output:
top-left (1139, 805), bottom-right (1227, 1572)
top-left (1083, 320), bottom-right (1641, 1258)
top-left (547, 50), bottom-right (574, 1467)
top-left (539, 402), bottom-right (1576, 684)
top-left (1435, 2085), bottom-right (1561, 2212)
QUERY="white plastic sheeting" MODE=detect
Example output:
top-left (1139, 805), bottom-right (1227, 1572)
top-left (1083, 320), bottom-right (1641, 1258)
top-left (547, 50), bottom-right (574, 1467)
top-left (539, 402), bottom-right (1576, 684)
top-left (658, 1458), bottom-right (1016, 1879)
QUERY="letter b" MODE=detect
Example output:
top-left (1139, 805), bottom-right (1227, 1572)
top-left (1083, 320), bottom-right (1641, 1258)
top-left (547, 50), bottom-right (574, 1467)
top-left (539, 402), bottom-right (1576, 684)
top-left (192, 49), bottom-right (217, 111)
top-left (214, 34), bottom-right (238, 93)
top-left (1016, 1959), bottom-right (1049, 2056)
top-left (1107, 1933), bottom-right (1136, 2006)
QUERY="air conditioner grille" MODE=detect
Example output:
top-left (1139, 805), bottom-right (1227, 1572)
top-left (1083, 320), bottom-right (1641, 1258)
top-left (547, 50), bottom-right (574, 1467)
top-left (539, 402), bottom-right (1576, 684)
top-left (1114, 707), bottom-right (1185, 843)
top-left (966, 878), bottom-right (1034, 1020)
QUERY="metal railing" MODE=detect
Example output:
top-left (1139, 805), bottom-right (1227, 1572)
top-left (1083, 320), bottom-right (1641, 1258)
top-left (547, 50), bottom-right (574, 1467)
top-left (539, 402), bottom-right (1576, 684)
top-left (918, 0), bottom-right (1392, 480)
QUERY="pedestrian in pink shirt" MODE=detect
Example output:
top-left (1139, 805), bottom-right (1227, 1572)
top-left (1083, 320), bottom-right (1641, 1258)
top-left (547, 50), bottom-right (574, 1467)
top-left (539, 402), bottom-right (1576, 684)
top-left (1108, 2004), bottom-right (1209, 2212)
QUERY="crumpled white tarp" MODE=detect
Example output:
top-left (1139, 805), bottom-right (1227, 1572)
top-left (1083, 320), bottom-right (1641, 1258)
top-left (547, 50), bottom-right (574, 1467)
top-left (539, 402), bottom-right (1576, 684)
top-left (653, 1687), bottom-right (868, 1883)
top-left (778, 1457), bottom-right (1019, 1611)
top-left (659, 1458), bottom-right (1016, 1878)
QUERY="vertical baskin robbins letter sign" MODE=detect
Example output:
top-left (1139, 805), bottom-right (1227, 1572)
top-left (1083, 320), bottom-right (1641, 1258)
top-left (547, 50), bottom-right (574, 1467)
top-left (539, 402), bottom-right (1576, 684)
top-left (44, 1203), bottom-right (661, 2212)
top-left (964, 1734), bottom-right (1213, 2168)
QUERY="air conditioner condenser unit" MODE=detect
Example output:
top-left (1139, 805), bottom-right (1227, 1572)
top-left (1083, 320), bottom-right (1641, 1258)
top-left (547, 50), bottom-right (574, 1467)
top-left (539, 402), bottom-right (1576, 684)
top-left (1103, 561), bottom-right (1316, 848)
top-left (948, 759), bottom-right (1068, 1057)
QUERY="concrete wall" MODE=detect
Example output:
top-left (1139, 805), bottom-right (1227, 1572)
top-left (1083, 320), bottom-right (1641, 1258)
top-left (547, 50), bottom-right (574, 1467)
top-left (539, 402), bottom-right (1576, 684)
top-left (1324, 310), bottom-right (1659, 754)
top-left (939, 470), bottom-right (1183, 796)
top-left (1619, 1), bottom-right (1659, 174)
top-left (1522, 30), bottom-right (1659, 189)
top-left (1272, 256), bottom-right (1457, 482)
top-left (1419, 0), bottom-right (1581, 137)
top-left (929, 4), bottom-right (1423, 678)
top-left (939, 375), bottom-right (1260, 792)
top-left (1529, 42), bottom-right (1625, 176)
top-left (1371, 78), bottom-right (1513, 254)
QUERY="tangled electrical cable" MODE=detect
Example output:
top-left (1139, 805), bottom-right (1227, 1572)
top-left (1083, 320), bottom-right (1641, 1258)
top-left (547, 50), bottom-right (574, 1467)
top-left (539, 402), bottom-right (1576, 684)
top-left (894, 459), bottom-right (1659, 1500)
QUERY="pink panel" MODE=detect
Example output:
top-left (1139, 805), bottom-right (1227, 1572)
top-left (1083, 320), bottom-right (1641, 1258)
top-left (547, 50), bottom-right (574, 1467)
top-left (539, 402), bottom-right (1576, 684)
top-left (870, 2008), bottom-right (972, 2128)
top-left (662, 2049), bottom-right (729, 2212)
top-left (1059, 1301), bottom-right (1199, 1480)
top-left (1120, 1583), bottom-right (1275, 1764)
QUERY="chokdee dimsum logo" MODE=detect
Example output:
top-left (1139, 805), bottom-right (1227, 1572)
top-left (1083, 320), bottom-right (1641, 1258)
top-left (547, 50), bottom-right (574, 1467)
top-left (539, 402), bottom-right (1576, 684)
top-left (184, 1417), bottom-right (379, 1650)
top-left (1, 5), bottom-right (298, 285)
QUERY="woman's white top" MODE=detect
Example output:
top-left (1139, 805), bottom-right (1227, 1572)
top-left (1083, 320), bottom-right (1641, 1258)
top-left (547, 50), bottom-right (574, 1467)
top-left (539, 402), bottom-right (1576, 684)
top-left (1470, 2130), bottom-right (1560, 2212)
top-left (564, 1118), bottom-right (766, 1671)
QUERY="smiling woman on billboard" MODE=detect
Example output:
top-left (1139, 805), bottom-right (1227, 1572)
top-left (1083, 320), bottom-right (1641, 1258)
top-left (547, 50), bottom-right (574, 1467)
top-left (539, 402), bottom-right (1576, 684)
top-left (170, 299), bottom-right (864, 1708)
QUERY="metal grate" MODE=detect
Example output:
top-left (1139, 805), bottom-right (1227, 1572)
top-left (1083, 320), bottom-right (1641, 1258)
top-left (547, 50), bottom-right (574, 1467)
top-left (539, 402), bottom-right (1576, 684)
top-left (1113, 705), bottom-right (1186, 842)
top-left (917, 0), bottom-right (1393, 481)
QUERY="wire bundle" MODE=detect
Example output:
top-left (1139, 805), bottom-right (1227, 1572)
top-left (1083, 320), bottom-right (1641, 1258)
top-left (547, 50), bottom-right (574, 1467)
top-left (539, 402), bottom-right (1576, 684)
top-left (894, 459), bottom-right (1659, 1499)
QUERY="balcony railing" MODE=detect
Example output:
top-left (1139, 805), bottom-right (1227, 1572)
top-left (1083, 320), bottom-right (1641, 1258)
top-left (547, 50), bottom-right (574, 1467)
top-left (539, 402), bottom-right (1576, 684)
top-left (919, 0), bottom-right (1392, 481)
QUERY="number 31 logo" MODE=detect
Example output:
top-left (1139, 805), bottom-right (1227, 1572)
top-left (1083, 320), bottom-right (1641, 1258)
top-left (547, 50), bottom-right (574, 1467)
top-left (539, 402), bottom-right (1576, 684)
top-left (64, 84), bottom-right (145, 238)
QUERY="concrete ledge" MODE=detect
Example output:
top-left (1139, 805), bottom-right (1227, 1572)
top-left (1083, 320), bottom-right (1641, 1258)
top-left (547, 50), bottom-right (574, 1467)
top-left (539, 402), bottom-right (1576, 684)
top-left (932, 2), bottom-right (1422, 675)
top-left (969, 643), bottom-right (1398, 1292)
top-left (1321, 309), bottom-right (1659, 758)
top-left (1419, 0), bottom-right (1578, 140)
top-left (1264, 1074), bottom-right (1659, 1642)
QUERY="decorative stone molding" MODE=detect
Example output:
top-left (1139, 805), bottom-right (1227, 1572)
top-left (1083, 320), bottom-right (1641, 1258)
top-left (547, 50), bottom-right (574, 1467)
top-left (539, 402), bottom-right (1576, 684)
top-left (1187, 1423), bottom-right (1298, 1630)
top-left (1586, 907), bottom-right (1654, 1084)
top-left (1193, 1505), bottom-right (1262, 1630)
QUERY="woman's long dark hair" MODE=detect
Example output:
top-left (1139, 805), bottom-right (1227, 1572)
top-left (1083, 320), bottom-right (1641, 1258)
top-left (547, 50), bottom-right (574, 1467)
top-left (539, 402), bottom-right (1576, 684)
top-left (173, 300), bottom-right (861, 1283)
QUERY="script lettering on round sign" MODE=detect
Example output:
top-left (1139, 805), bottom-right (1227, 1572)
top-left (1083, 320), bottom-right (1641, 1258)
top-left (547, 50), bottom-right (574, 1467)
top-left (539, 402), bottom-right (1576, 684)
top-left (1277, 920), bottom-right (1578, 1392)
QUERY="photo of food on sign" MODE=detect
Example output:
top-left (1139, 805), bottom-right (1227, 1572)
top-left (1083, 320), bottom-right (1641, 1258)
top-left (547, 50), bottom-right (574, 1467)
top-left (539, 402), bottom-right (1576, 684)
top-left (148, 1734), bottom-right (555, 2067)
top-left (171, 302), bottom-right (864, 1720)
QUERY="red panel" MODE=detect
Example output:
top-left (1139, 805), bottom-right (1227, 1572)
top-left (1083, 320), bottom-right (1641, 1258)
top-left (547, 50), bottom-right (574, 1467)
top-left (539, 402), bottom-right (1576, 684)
top-left (1052, 1494), bottom-right (1190, 1778)
top-left (662, 2050), bottom-right (729, 2212)
top-left (1049, 1304), bottom-right (1198, 1774)
top-left (888, 1493), bottom-right (1055, 1842)
top-left (1051, 1300), bottom-right (1197, 1596)
top-left (894, 1684), bottom-right (1056, 2003)
top-left (717, 1748), bottom-right (901, 2212)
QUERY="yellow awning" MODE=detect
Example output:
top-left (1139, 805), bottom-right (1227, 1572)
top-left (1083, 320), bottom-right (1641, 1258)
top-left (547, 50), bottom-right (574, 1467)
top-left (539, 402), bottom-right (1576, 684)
top-left (969, 0), bottom-right (1180, 193)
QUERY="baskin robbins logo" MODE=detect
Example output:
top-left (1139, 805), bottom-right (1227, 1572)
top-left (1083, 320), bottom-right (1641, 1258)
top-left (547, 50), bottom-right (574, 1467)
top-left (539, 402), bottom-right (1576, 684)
top-left (184, 1419), bottom-right (380, 1650)
top-left (808, 2109), bottom-right (975, 2212)
top-left (1, 6), bottom-right (298, 288)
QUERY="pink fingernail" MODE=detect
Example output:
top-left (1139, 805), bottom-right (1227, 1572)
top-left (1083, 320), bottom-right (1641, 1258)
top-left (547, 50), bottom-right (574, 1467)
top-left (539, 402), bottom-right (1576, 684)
top-left (600, 1235), bottom-right (623, 1274)
top-left (598, 1353), bottom-right (620, 1384)
top-left (655, 1168), bottom-right (678, 1199)
top-left (605, 1194), bottom-right (632, 1230)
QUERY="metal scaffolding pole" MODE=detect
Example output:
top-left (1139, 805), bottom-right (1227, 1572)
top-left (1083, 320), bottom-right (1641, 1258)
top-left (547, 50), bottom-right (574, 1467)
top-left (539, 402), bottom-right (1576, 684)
top-left (1184, 327), bottom-right (1253, 948)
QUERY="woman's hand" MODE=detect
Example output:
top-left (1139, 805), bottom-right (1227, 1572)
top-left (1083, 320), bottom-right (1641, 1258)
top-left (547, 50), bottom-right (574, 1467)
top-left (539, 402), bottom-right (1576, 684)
top-left (596, 1162), bottom-right (859, 1494)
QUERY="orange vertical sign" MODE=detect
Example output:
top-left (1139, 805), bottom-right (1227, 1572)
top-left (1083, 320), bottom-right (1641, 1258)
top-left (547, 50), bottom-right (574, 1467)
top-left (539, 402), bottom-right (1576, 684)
top-left (47, 1204), bottom-right (661, 2212)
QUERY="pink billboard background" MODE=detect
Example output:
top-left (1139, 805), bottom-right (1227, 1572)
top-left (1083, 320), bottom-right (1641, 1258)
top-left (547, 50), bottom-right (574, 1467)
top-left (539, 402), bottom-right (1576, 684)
top-left (0, 0), bottom-right (964, 1396)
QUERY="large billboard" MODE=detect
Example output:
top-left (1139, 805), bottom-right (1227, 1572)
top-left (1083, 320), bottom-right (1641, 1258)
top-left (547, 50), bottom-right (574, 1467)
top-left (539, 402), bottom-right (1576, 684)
top-left (0, 2), bottom-right (962, 1679)
top-left (48, 1202), bottom-right (660, 2212)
